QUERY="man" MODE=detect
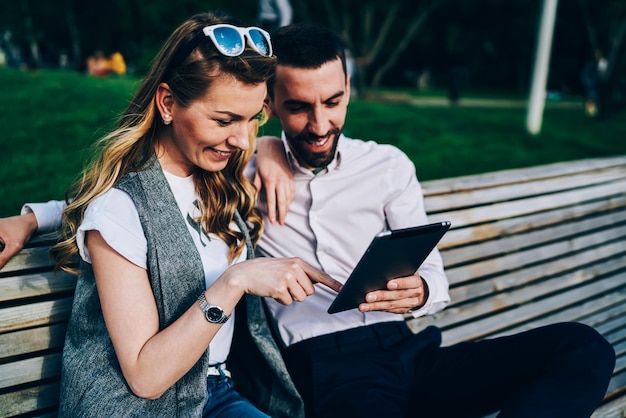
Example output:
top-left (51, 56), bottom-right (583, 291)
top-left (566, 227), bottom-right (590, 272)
top-left (249, 23), bottom-right (616, 418)
top-left (0, 23), bottom-right (616, 418)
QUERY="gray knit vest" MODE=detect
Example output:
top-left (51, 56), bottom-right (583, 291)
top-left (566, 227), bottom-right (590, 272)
top-left (59, 155), bottom-right (303, 417)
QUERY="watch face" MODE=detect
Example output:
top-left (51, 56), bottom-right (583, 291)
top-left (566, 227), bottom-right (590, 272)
top-left (206, 306), bottom-right (226, 323)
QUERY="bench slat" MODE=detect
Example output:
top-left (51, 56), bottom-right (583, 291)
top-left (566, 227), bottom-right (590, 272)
top-left (442, 209), bottom-right (626, 266)
top-left (484, 286), bottom-right (626, 341)
top-left (592, 390), bottom-right (626, 418)
top-left (449, 243), bottom-right (626, 306)
top-left (423, 156), bottom-right (626, 196)
top-left (439, 274), bottom-right (626, 346)
top-left (437, 197), bottom-right (626, 250)
top-left (594, 308), bottom-right (626, 339)
top-left (0, 299), bottom-right (73, 334)
top-left (429, 178), bottom-right (626, 229)
top-left (0, 353), bottom-right (62, 389)
top-left (426, 166), bottom-right (626, 213)
top-left (613, 340), bottom-right (626, 366)
top-left (408, 277), bottom-right (626, 344)
top-left (606, 365), bottom-right (626, 397)
top-left (0, 246), bottom-right (56, 275)
top-left (0, 324), bottom-right (67, 359)
top-left (0, 382), bottom-right (60, 417)
top-left (442, 260), bottom-right (626, 330)
top-left (445, 227), bottom-right (626, 286)
top-left (0, 271), bottom-right (76, 303)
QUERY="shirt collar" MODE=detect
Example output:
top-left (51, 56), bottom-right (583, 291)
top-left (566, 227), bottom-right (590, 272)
top-left (280, 132), bottom-right (344, 176)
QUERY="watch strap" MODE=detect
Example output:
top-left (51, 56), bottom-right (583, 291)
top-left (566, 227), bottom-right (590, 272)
top-left (197, 292), bottom-right (229, 324)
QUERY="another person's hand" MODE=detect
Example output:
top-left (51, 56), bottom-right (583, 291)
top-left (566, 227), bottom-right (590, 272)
top-left (358, 273), bottom-right (429, 314)
top-left (253, 135), bottom-right (294, 225)
top-left (223, 257), bottom-right (342, 306)
top-left (0, 213), bottom-right (39, 269)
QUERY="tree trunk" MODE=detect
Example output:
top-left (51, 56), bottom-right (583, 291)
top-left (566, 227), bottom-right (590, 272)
top-left (576, 0), bottom-right (598, 51)
top-left (606, 17), bottom-right (626, 79)
top-left (66, 2), bottom-right (82, 70)
top-left (576, 0), bottom-right (626, 118)
top-left (289, 0), bottom-right (441, 97)
top-left (368, 2), bottom-right (438, 94)
top-left (20, 0), bottom-right (41, 68)
top-left (291, 0), bottom-right (312, 22)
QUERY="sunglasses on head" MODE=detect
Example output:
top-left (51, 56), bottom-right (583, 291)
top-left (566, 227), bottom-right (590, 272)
top-left (202, 24), bottom-right (273, 57)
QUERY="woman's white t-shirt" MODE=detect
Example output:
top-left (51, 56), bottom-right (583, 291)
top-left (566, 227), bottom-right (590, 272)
top-left (76, 170), bottom-right (245, 364)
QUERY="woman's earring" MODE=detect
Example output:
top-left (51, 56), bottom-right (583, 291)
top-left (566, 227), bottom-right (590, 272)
top-left (163, 114), bottom-right (171, 125)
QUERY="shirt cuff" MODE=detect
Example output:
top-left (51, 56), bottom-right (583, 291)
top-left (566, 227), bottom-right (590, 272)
top-left (21, 201), bottom-right (65, 233)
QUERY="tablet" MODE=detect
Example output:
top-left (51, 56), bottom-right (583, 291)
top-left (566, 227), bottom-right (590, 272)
top-left (327, 221), bottom-right (451, 314)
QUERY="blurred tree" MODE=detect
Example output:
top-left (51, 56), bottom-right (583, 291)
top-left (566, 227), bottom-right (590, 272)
top-left (578, 0), bottom-right (626, 80)
top-left (65, 0), bottom-right (81, 69)
top-left (20, 0), bottom-right (41, 68)
top-left (577, 0), bottom-right (626, 117)
top-left (0, 0), bottom-right (258, 73)
top-left (291, 0), bottom-right (442, 97)
top-left (0, 0), bottom-right (620, 101)
top-left (406, 0), bottom-right (538, 95)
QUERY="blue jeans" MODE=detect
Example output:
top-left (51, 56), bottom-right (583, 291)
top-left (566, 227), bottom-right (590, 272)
top-left (202, 371), bottom-right (269, 418)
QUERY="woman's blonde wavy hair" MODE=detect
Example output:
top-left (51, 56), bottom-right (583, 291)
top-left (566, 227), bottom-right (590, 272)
top-left (52, 11), bottom-right (276, 273)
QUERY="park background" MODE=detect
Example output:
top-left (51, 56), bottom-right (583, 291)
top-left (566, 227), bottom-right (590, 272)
top-left (0, 0), bottom-right (624, 217)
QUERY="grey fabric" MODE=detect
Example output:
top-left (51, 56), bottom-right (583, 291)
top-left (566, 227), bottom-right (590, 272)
top-left (230, 293), bottom-right (305, 417)
top-left (60, 153), bottom-right (303, 417)
top-left (60, 155), bottom-right (207, 417)
top-left (228, 172), bottom-right (305, 417)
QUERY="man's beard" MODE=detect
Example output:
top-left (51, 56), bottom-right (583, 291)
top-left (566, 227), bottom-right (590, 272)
top-left (287, 128), bottom-right (342, 169)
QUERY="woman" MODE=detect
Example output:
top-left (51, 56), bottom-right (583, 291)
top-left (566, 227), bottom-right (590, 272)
top-left (52, 11), bottom-right (338, 417)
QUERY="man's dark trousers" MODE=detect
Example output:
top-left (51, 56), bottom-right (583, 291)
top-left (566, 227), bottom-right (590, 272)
top-left (282, 321), bottom-right (615, 418)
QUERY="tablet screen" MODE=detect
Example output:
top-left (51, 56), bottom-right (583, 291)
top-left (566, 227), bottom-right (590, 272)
top-left (327, 221), bottom-right (451, 314)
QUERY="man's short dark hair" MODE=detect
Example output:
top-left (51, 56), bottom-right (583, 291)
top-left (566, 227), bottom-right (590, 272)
top-left (268, 23), bottom-right (347, 97)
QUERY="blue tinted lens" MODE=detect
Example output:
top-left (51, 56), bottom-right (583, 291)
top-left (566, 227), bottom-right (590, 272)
top-left (213, 27), bottom-right (244, 55)
top-left (248, 29), bottom-right (271, 55)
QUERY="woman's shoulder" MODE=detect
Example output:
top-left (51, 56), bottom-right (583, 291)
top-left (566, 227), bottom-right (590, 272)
top-left (80, 188), bottom-right (146, 268)
top-left (88, 188), bottom-right (135, 215)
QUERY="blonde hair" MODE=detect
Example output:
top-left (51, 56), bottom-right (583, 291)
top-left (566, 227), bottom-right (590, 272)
top-left (52, 11), bottom-right (275, 273)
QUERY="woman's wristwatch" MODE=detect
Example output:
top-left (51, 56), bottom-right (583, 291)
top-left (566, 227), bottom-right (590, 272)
top-left (197, 292), bottom-right (230, 324)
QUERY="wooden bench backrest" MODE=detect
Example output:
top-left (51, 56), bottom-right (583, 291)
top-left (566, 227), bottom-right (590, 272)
top-left (407, 156), bottom-right (626, 406)
top-left (0, 233), bottom-right (74, 417)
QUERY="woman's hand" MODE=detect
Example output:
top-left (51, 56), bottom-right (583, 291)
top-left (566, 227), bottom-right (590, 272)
top-left (218, 257), bottom-right (343, 305)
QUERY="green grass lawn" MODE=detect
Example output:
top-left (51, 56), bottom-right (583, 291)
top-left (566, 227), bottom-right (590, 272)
top-left (1, 68), bottom-right (624, 217)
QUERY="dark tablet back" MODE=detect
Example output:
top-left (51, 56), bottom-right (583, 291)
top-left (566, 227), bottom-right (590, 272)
top-left (327, 221), bottom-right (451, 314)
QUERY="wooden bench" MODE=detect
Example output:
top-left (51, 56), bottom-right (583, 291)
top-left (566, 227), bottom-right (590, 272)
top-left (408, 155), bottom-right (626, 418)
top-left (0, 232), bottom-right (75, 417)
top-left (1, 155), bottom-right (625, 417)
